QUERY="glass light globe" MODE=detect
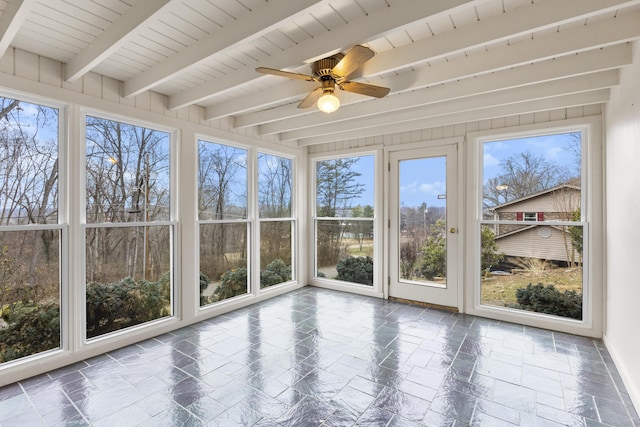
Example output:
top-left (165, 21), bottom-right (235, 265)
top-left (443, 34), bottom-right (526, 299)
top-left (317, 92), bottom-right (340, 113)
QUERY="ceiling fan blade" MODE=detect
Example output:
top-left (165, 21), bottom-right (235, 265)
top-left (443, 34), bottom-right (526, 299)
top-left (298, 87), bottom-right (323, 108)
top-left (331, 45), bottom-right (375, 78)
top-left (255, 67), bottom-right (314, 81)
top-left (340, 81), bottom-right (390, 98)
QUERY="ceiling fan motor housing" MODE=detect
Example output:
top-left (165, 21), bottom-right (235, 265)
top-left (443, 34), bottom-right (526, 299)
top-left (312, 53), bottom-right (344, 80)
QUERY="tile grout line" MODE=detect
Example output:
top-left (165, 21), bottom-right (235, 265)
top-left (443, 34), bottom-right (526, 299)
top-left (594, 338), bottom-right (638, 425)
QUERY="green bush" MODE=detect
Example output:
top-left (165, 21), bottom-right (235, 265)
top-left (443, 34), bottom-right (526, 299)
top-left (419, 219), bottom-right (446, 280)
top-left (199, 272), bottom-right (210, 293)
top-left (86, 276), bottom-right (170, 338)
top-left (481, 226), bottom-right (504, 272)
top-left (336, 256), bottom-right (373, 285)
top-left (420, 234), bottom-right (446, 280)
top-left (203, 260), bottom-right (292, 304)
top-left (0, 301), bottom-right (60, 363)
top-left (512, 283), bottom-right (582, 320)
top-left (260, 259), bottom-right (291, 288)
top-left (199, 272), bottom-right (211, 306)
top-left (212, 268), bottom-right (248, 301)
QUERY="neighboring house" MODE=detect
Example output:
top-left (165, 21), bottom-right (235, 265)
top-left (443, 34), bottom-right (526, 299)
top-left (490, 184), bottom-right (581, 263)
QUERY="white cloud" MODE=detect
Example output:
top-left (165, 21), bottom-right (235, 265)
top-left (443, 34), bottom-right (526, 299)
top-left (400, 181), bottom-right (419, 193)
top-left (484, 153), bottom-right (500, 167)
top-left (419, 180), bottom-right (445, 194)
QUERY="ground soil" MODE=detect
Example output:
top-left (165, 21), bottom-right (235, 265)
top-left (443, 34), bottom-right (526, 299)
top-left (481, 266), bottom-right (582, 307)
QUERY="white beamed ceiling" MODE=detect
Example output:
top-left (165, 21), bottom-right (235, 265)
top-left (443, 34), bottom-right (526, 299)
top-left (1, 0), bottom-right (639, 146)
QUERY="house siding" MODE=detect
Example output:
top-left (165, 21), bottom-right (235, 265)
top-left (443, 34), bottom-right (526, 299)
top-left (495, 225), bottom-right (580, 263)
top-left (493, 187), bottom-right (580, 235)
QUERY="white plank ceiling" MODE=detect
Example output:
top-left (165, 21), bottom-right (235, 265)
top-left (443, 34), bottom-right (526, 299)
top-left (1, 0), bottom-right (639, 146)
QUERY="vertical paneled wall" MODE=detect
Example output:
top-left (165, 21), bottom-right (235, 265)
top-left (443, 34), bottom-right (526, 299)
top-left (308, 106), bottom-right (602, 155)
top-left (0, 47), bottom-right (295, 149)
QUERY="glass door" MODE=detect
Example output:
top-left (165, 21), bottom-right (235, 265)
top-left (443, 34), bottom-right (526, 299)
top-left (389, 145), bottom-right (458, 307)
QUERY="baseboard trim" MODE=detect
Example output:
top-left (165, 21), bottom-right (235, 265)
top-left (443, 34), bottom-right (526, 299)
top-left (603, 333), bottom-right (640, 419)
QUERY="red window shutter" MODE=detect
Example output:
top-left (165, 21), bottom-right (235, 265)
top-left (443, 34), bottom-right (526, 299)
top-left (537, 212), bottom-right (544, 221)
top-left (516, 212), bottom-right (523, 221)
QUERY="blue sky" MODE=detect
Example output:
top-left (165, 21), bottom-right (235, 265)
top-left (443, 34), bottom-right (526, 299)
top-left (483, 133), bottom-right (581, 185)
top-left (348, 132), bottom-right (580, 209)
top-left (399, 157), bottom-right (447, 210)
top-left (349, 155), bottom-right (447, 209)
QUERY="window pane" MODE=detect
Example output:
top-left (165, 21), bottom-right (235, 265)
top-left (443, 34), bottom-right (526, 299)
top-left (399, 156), bottom-right (447, 285)
top-left (258, 153), bottom-right (292, 218)
top-left (260, 221), bottom-right (293, 289)
top-left (0, 98), bottom-right (61, 364)
top-left (200, 223), bottom-right (248, 305)
top-left (315, 154), bottom-right (375, 286)
top-left (85, 225), bottom-right (171, 338)
top-left (316, 219), bottom-right (373, 286)
top-left (0, 230), bottom-right (60, 362)
top-left (86, 116), bottom-right (171, 223)
top-left (198, 141), bottom-right (247, 220)
top-left (0, 99), bottom-right (59, 225)
top-left (481, 132), bottom-right (584, 321)
top-left (483, 132), bottom-right (581, 220)
top-left (316, 156), bottom-right (374, 217)
top-left (480, 224), bottom-right (584, 320)
top-left (85, 116), bottom-right (173, 339)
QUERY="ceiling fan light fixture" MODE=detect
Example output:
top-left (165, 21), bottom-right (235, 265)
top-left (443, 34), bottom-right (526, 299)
top-left (317, 90), bottom-right (340, 113)
top-left (256, 45), bottom-right (389, 111)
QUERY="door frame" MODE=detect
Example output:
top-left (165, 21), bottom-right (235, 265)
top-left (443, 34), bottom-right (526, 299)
top-left (383, 138), bottom-right (464, 311)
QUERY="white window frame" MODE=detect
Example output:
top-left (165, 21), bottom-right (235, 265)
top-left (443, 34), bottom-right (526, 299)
top-left (256, 149), bottom-right (297, 292)
top-left (196, 139), bottom-right (252, 308)
top-left (309, 147), bottom-right (383, 298)
top-left (0, 93), bottom-right (68, 366)
top-left (465, 117), bottom-right (603, 337)
top-left (80, 111), bottom-right (179, 345)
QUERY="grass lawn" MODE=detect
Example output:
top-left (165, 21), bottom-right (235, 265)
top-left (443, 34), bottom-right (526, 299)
top-left (481, 265), bottom-right (582, 308)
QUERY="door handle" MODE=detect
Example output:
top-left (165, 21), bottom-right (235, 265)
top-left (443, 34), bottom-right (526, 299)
top-left (449, 227), bottom-right (457, 234)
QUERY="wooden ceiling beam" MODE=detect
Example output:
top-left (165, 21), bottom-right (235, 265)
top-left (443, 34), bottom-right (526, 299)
top-left (254, 44), bottom-right (631, 134)
top-left (284, 71), bottom-right (618, 141)
top-left (65, 0), bottom-right (174, 82)
top-left (0, 0), bottom-right (34, 58)
top-left (122, 0), bottom-right (322, 98)
top-left (296, 90), bottom-right (610, 146)
top-left (359, 0), bottom-right (640, 76)
top-left (169, 0), bottom-right (477, 110)
top-left (250, 10), bottom-right (639, 132)
top-left (205, 0), bottom-right (640, 120)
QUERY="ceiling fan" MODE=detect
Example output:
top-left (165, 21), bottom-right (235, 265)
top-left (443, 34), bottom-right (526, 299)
top-left (255, 45), bottom-right (390, 113)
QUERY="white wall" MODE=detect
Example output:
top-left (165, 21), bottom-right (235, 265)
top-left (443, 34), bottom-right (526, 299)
top-left (604, 40), bottom-right (640, 411)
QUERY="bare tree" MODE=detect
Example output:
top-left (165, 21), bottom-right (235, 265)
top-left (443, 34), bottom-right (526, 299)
top-left (85, 117), bottom-right (170, 282)
top-left (198, 143), bottom-right (246, 220)
top-left (258, 153), bottom-right (292, 218)
top-left (198, 142), bottom-right (248, 285)
top-left (0, 98), bottom-right (60, 307)
top-left (258, 154), bottom-right (293, 270)
top-left (551, 189), bottom-right (582, 267)
top-left (484, 151), bottom-right (572, 208)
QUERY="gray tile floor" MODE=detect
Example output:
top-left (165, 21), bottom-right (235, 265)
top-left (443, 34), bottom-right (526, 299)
top-left (0, 287), bottom-right (638, 426)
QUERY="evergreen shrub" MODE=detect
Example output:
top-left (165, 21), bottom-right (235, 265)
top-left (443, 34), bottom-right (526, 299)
top-left (513, 283), bottom-right (582, 320)
top-left (336, 256), bottom-right (373, 285)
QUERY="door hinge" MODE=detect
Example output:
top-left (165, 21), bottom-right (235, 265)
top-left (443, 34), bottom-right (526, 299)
top-left (388, 162), bottom-right (390, 171)
top-left (388, 276), bottom-right (390, 286)
top-left (388, 219), bottom-right (391, 228)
